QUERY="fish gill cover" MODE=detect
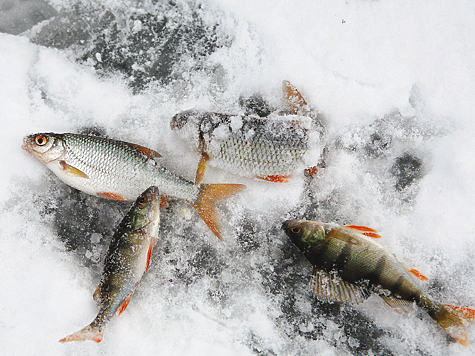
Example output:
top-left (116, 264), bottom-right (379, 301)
top-left (2, 0), bottom-right (475, 355)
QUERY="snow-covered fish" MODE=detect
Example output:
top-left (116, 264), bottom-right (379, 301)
top-left (22, 132), bottom-right (244, 239)
top-left (282, 219), bottom-right (475, 346)
top-left (60, 186), bottom-right (161, 343)
top-left (170, 81), bottom-right (326, 184)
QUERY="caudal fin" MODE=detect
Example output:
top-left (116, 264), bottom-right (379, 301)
top-left (59, 325), bottom-right (104, 343)
top-left (192, 184), bottom-right (245, 240)
top-left (436, 304), bottom-right (475, 346)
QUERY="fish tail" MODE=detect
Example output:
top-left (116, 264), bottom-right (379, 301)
top-left (192, 184), bottom-right (245, 240)
top-left (59, 325), bottom-right (104, 343)
top-left (434, 304), bottom-right (475, 346)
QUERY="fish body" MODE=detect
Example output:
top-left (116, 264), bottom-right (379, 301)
top-left (60, 186), bottom-right (161, 343)
top-left (170, 81), bottom-right (326, 184)
top-left (22, 133), bottom-right (244, 239)
top-left (282, 219), bottom-right (475, 346)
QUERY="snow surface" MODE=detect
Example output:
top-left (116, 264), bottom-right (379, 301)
top-left (1, 0), bottom-right (475, 355)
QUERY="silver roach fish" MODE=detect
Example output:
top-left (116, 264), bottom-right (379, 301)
top-left (60, 186), bottom-right (161, 343)
top-left (170, 81), bottom-right (326, 184)
top-left (22, 133), bottom-right (244, 239)
top-left (282, 219), bottom-right (475, 346)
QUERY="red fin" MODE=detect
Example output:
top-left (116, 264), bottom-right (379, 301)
top-left (409, 268), bottom-right (428, 281)
top-left (257, 175), bottom-right (290, 183)
top-left (160, 196), bottom-right (169, 208)
top-left (145, 238), bottom-right (157, 272)
top-left (362, 232), bottom-right (382, 238)
top-left (60, 161), bottom-right (89, 178)
top-left (304, 165), bottom-right (319, 177)
top-left (344, 225), bottom-right (378, 232)
top-left (59, 326), bottom-right (104, 343)
top-left (195, 152), bottom-right (210, 185)
top-left (117, 293), bottom-right (133, 316)
top-left (283, 80), bottom-right (308, 114)
top-left (97, 192), bottom-right (126, 200)
top-left (434, 304), bottom-right (475, 346)
top-left (128, 143), bottom-right (161, 159)
top-left (192, 184), bottom-right (245, 240)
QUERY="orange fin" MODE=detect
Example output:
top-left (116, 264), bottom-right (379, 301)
top-left (435, 304), bottom-right (475, 346)
top-left (344, 225), bottom-right (381, 238)
top-left (283, 80), bottom-right (308, 114)
top-left (191, 184), bottom-right (245, 240)
top-left (117, 292), bottom-right (133, 316)
top-left (195, 152), bottom-right (210, 185)
top-left (257, 175), bottom-right (290, 183)
top-left (160, 196), bottom-right (169, 208)
top-left (97, 192), bottom-right (126, 200)
top-left (59, 161), bottom-right (89, 179)
top-left (408, 268), bottom-right (428, 281)
top-left (128, 143), bottom-right (161, 159)
top-left (145, 238), bottom-right (157, 272)
top-left (59, 325), bottom-right (104, 343)
top-left (304, 165), bottom-right (319, 177)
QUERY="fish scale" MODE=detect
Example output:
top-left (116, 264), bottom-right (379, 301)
top-left (282, 219), bottom-right (475, 346)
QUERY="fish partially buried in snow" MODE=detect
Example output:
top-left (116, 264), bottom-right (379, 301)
top-left (282, 219), bottom-right (475, 346)
top-left (60, 186), bottom-right (161, 343)
top-left (170, 81), bottom-right (326, 184)
top-left (22, 132), bottom-right (244, 239)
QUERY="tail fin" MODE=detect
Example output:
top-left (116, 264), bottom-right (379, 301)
top-left (436, 304), bottom-right (475, 346)
top-left (59, 325), bottom-right (103, 343)
top-left (192, 184), bottom-right (245, 240)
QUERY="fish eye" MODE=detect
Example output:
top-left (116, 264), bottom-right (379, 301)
top-left (290, 227), bottom-right (301, 234)
top-left (138, 196), bottom-right (147, 207)
top-left (35, 135), bottom-right (48, 146)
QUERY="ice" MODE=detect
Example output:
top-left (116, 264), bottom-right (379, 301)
top-left (2, 0), bottom-right (475, 355)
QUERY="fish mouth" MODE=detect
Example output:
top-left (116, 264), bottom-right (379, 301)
top-left (21, 137), bottom-right (34, 153)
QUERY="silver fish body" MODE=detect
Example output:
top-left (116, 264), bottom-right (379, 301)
top-left (171, 110), bottom-right (325, 180)
top-left (282, 219), bottom-right (475, 346)
top-left (22, 133), bottom-right (244, 239)
top-left (60, 186), bottom-right (161, 343)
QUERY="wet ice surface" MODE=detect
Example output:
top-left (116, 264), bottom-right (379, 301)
top-left (2, 0), bottom-right (475, 355)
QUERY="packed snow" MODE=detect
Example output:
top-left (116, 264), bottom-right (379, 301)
top-left (1, 0), bottom-right (475, 355)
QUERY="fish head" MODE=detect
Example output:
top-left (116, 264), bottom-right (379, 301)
top-left (22, 133), bottom-right (66, 164)
top-left (130, 186), bottom-right (161, 231)
top-left (282, 219), bottom-right (326, 250)
top-left (170, 110), bottom-right (203, 150)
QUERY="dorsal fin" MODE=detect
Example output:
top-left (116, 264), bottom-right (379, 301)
top-left (344, 225), bottom-right (381, 238)
top-left (128, 143), bottom-right (161, 160)
top-left (282, 80), bottom-right (308, 114)
top-left (310, 269), bottom-right (370, 304)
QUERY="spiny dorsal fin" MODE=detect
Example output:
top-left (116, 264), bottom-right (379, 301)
top-left (344, 225), bottom-right (381, 238)
top-left (379, 294), bottom-right (416, 314)
top-left (310, 269), bottom-right (370, 304)
top-left (59, 161), bottom-right (89, 179)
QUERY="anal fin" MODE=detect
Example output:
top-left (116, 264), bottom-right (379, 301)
top-left (257, 175), bottom-right (290, 183)
top-left (310, 269), bottom-right (369, 304)
top-left (117, 292), bottom-right (133, 316)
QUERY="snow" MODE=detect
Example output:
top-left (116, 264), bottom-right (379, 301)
top-left (2, 0), bottom-right (475, 355)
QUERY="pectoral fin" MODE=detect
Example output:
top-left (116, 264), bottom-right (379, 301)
top-left (117, 292), bottom-right (133, 316)
top-left (310, 269), bottom-right (370, 304)
top-left (60, 161), bottom-right (89, 178)
top-left (257, 175), bottom-right (290, 183)
top-left (145, 237), bottom-right (157, 272)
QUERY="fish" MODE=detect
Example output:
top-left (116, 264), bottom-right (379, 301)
top-left (282, 219), bottom-right (475, 346)
top-left (22, 132), bottom-right (244, 239)
top-left (59, 186), bottom-right (161, 343)
top-left (170, 81), bottom-right (326, 184)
